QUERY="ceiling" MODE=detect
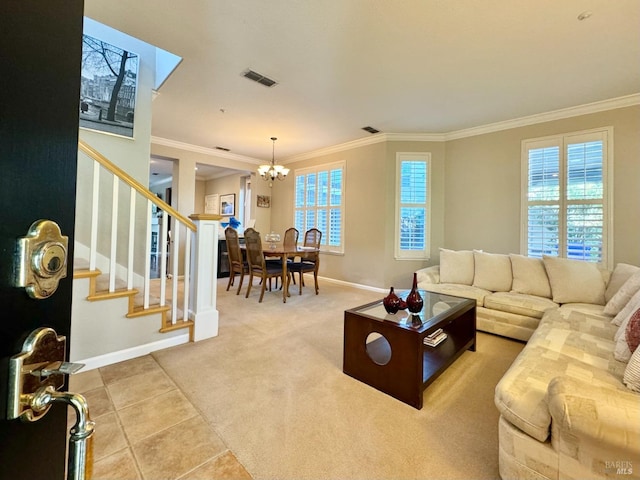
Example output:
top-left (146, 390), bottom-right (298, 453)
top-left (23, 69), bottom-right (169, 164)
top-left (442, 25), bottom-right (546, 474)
top-left (85, 0), bottom-right (640, 169)
top-left (149, 157), bottom-right (226, 186)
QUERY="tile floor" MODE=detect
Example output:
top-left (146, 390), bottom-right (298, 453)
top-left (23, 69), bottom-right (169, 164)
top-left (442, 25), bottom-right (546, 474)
top-left (69, 355), bottom-right (252, 480)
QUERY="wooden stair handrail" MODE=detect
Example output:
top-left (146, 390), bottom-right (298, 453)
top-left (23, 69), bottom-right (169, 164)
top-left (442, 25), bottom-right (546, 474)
top-left (78, 140), bottom-right (197, 232)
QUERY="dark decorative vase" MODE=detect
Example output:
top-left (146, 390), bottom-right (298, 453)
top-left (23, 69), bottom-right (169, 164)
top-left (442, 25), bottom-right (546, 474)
top-left (383, 287), bottom-right (401, 314)
top-left (406, 273), bottom-right (424, 314)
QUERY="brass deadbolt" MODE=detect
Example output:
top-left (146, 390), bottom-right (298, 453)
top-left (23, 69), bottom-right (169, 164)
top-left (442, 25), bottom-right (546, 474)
top-left (15, 220), bottom-right (68, 299)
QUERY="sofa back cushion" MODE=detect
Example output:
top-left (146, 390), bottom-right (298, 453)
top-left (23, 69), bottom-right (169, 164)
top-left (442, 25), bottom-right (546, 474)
top-left (605, 263), bottom-right (640, 304)
top-left (439, 248), bottom-right (475, 285)
top-left (543, 255), bottom-right (606, 305)
top-left (624, 344), bottom-right (640, 392)
top-left (604, 269), bottom-right (640, 316)
top-left (472, 252), bottom-right (512, 292)
top-left (510, 254), bottom-right (552, 298)
top-left (615, 306), bottom-right (640, 363)
top-left (613, 290), bottom-right (640, 361)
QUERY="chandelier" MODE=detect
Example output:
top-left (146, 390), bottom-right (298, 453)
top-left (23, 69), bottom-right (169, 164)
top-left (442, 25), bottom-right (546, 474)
top-left (258, 137), bottom-right (289, 183)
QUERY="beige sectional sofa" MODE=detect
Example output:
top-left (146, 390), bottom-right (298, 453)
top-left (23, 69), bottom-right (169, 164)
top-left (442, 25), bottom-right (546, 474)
top-left (416, 250), bottom-right (640, 479)
top-left (416, 249), bottom-right (619, 342)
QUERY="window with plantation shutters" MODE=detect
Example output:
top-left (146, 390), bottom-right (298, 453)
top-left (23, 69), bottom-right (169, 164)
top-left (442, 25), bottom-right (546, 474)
top-left (294, 161), bottom-right (345, 253)
top-left (395, 153), bottom-right (430, 260)
top-left (521, 128), bottom-right (612, 268)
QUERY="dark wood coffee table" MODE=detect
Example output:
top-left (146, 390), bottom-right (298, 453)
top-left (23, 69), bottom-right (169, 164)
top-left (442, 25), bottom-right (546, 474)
top-left (343, 290), bottom-right (476, 409)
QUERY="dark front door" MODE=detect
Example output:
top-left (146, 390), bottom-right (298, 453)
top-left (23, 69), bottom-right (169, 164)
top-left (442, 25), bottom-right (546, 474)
top-left (0, 1), bottom-right (84, 479)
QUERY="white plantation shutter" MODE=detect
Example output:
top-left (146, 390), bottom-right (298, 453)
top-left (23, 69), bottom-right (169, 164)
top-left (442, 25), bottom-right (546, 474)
top-left (294, 162), bottom-right (345, 253)
top-left (526, 144), bottom-right (560, 257)
top-left (395, 153), bottom-right (430, 260)
top-left (522, 128), bottom-right (611, 267)
top-left (566, 140), bottom-right (604, 261)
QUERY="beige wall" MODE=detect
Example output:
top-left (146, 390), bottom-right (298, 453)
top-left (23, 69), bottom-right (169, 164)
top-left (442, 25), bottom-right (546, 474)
top-left (270, 105), bottom-right (638, 289)
top-left (194, 179), bottom-right (206, 214)
top-left (444, 105), bottom-right (640, 267)
top-left (270, 140), bottom-right (446, 290)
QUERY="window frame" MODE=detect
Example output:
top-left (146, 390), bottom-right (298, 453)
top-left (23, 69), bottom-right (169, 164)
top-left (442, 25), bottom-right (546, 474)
top-left (293, 160), bottom-right (346, 254)
top-left (394, 152), bottom-right (431, 260)
top-left (520, 127), bottom-right (613, 269)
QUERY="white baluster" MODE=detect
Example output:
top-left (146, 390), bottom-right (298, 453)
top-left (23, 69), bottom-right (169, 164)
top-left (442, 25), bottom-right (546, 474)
top-left (127, 188), bottom-right (135, 289)
top-left (109, 178), bottom-right (119, 293)
top-left (89, 161), bottom-right (99, 271)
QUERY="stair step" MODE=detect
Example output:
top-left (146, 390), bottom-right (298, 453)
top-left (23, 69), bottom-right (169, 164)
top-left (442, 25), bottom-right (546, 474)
top-left (126, 304), bottom-right (170, 318)
top-left (87, 287), bottom-right (139, 302)
top-left (160, 318), bottom-right (194, 339)
top-left (73, 268), bottom-right (101, 280)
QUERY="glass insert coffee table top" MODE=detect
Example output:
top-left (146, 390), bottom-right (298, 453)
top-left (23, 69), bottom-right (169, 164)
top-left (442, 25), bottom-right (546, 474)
top-left (355, 290), bottom-right (470, 329)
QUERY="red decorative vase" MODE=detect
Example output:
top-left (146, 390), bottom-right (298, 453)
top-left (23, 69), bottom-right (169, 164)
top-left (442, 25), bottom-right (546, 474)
top-left (383, 287), bottom-right (401, 314)
top-left (406, 273), bottom-right (423, 314)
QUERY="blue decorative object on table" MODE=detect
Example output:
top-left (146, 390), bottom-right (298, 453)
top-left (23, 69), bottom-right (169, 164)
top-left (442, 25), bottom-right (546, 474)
top-left (221, 216), bottom-right (241, 229)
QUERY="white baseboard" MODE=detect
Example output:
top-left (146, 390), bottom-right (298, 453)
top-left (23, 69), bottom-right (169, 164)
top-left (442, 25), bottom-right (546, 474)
top-left (75, 334), bottom-right (190, 371)
top-left (77, 277), bottom-right (379, 372)
top-left (318, 275), bottom-right (387, 293)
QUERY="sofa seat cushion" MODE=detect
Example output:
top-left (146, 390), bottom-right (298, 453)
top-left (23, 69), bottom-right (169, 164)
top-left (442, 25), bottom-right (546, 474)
top-left (532, 327), bottom-right (624, 378)
top-left (550, 307), bottom-right (619, 340)
top-left (558, 303), bottom-right (608, 318)
top-left (484, 292), bottom-right (558, 319)
top-left (536, 309), bottom-right (624, 375)
top-left (477, 307), bottom-right (540, 342)
top-left (419, 283), bottom-right (490, 306)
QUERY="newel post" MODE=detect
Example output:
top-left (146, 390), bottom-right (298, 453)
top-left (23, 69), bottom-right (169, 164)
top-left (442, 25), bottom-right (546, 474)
top-left (188, 214), bottom-right (222, 341)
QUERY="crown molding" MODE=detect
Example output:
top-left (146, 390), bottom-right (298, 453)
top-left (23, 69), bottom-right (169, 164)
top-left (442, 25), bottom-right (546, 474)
top-left (384, 132), bottom-right (447, 142)
top-left (151, 136), bottom-right (262, 164)
top-left (283, 134), bottom-right (388, 163)
top-left (283, 132), bottom-right (445, 164)
top-left (445, 93), bottom-right (640, 141)
top-left (152, 94), bottom-right (639, 164)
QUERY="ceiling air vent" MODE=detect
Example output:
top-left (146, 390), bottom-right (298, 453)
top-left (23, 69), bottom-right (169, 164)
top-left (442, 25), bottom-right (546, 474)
top-left (362, 126), bottom-right (380, 134)
top-left (242, 69), bottom-right (277, 87)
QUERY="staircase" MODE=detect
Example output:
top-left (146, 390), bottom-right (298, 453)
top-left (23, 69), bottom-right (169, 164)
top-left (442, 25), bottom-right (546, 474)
top-left (71, 141), bottom-right (220, 368)
top-left (73, 259), bottom-right (193, 339)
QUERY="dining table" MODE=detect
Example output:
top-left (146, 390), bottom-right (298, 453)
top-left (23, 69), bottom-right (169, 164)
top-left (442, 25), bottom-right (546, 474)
top-left (241, 243), bottom-right (320, 302)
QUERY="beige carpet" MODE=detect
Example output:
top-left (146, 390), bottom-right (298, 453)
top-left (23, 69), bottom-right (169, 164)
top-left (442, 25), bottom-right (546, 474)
top-left (153, 278), bottom-right (524, 480)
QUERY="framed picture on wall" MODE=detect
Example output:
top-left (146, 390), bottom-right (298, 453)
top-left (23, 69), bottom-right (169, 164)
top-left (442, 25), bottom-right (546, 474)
top-left (220, 194), bottom-right (235, 216)
top-left (205, 194), bottom-right (219, 214)
top-left (257, 195), bottom-right (271, 208)
top-left (79, 33), bottom-right (139, 139)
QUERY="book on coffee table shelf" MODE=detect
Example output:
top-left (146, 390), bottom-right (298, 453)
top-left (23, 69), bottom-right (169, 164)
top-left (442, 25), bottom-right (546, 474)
top-left (424, 329), bottom-right (448, 347)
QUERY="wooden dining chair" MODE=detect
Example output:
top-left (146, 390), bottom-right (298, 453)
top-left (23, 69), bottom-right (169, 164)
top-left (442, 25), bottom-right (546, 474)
top-left (224, 227), bottom-right (248, 295)
top-left (244, 228), bottom-right (285, 302)
top-left (266, 227), bottom-right (299, 289)
top-left (283, 227), bottom-right (300, 285)
top-left (287, 228), bottom-right (321, 295)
